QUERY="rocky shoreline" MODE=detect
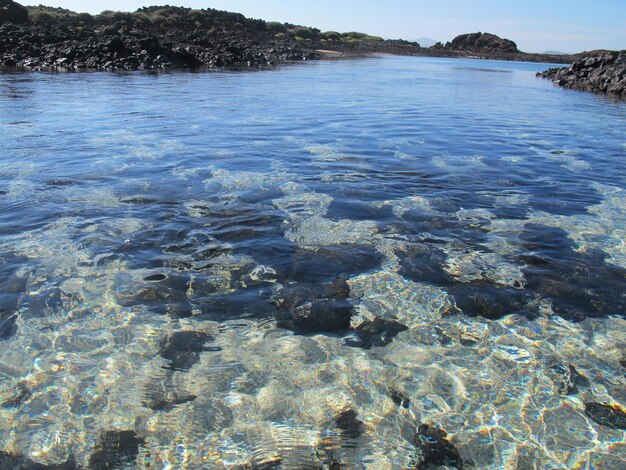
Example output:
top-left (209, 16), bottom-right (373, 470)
top-left (2, 2), bottom-right (624, 98)
top-left (0, 2), bottom-right (573, 72)
top-left (537, 51), bottom-right (626, 97)
top-left (0, 3), bottom-right (319, 70)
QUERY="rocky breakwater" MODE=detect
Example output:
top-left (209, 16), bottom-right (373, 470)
top-left (537, 51), bottom-right (626, 97)
top-left (0, 3), bottom-right (318, 70)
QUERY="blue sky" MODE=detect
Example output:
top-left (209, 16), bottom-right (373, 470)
top-left (27, 1), bottom-right (626, 53)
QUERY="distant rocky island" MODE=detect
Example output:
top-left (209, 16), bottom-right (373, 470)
top-left (1, 1), bottom-right (623, 96)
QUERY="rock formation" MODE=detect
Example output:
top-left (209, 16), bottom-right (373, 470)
top-left (0, 4), bottom-right (318, 70)
top-left (442, 32), bottom-right (519, 54)
top-left (0, 0), bottom-right (27, 25)
top-left (538, 51), bottom-right (625, 97)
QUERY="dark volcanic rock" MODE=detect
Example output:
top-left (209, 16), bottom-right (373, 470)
top-left (0, 452), bottom-right (77, 469)
top-left (546, 361), bottom-right (585, 395)
top-left (0, 1), bottom-right (28, 25)
top-left (449, 283), bottom-right (533, 319)
top-left (143, 390), bottom-right (197, 411)
top-left (414, 424), bottom-right (463, 469)
top-left (158, 330), bottom-right (220, 371)
top-left (520, 224), bottom-right (626, 321)
top-left (288, 299), bottom-right (354, 333)
top-left (538, 51), bottom-right (626, 96)
top-left (445, 32), bottom-right (519, 54)
top-left (334, 408), bottom-right (364, 439)
top-left (346, 317), bottom-right (409, 349)
top-left (388, 386), bottom-right (410, 408)
top-left (88, 430), bottom-right (145, 470)
top-left (274, 278), bottom-right (355, 334)
top-left (0, 5), bottom-right (318, 70)
top-left (584, 402), bottom-right (626, 430)
top-left (0, 380), bottom-right (31, 408)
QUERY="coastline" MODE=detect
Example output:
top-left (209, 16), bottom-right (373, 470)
top-left (1, 3), bottom-right (623, 97)
top-left (0, 4), bottom-right (573, 74)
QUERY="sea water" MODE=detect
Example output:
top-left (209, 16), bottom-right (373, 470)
top-left (0, 56), bottom-right (625, 468)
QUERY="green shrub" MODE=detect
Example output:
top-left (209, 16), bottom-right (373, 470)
top-left (266, 21), bottom-right (287, 33)
top-left (321, 31), bottom-right (341, 41)
top-left (290, 27), bottom-right (314, 39)
top-left (342, 31), bottom-right (368, 39)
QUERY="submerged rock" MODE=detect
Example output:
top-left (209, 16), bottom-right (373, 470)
top-left (346, 317), bottom-right (409, 349)
top-left (388, 386), bottom-right (411, 408)
top-left (413, 424), bottom-right (463, 469)
top-left (0, 264), bottom-right (26, 339)
top-left (115, 271), bottom-right (194, 318)
top-left (334, 408), bottom-right (364, 439)
top-left (546, 361), bottom-right (585, 395)
top-left (143, 392), bottom-right (197, 411)
top-left (287, 244), bottom-right (383, 284)
top-left (449, 283), bottom-right (533, 319)
top-left (584, 403), bottom-right (626, 430)
top-left (158, 330), bottom-right (219, 371)
top-left (0, 307), bottom-right (17, 339)
top-left (0, 452), bottom-right (77, 469)
top-left (521, 224), bottom-right (626, 321)
top-left (288, 299), bottom-right (354, 333)
top-left (0, 380), bottom-right (30, 408)
top-left (274, 278), bottom-right (356, 334)
top-left (274, 279), bottom-right (350, 311)
top-left (88, 430), bottom-right (145, 470)
top-left (398, 243), bottom-right (454, 286)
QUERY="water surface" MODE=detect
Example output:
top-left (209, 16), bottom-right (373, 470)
top-left (0, 56), bottom-right (625, 469)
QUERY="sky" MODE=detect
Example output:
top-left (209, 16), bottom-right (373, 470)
top-left (26, 1), bottom-right (626, 53)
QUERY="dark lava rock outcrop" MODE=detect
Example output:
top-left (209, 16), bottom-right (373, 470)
top-left (537, 51), bottom-right (626, 97)
top-left (0, 4), bottom-right (318, 70)
top-left (0, 0), bottom-right (27, 25)
top-left (440, 32), bottom-right (519, 54)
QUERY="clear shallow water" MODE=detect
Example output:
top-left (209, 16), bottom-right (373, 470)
top-left (0, 56), bottom-right (625, 469)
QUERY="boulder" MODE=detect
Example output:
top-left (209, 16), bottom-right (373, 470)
top-left (0, 1), bottom-right (28, 25)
